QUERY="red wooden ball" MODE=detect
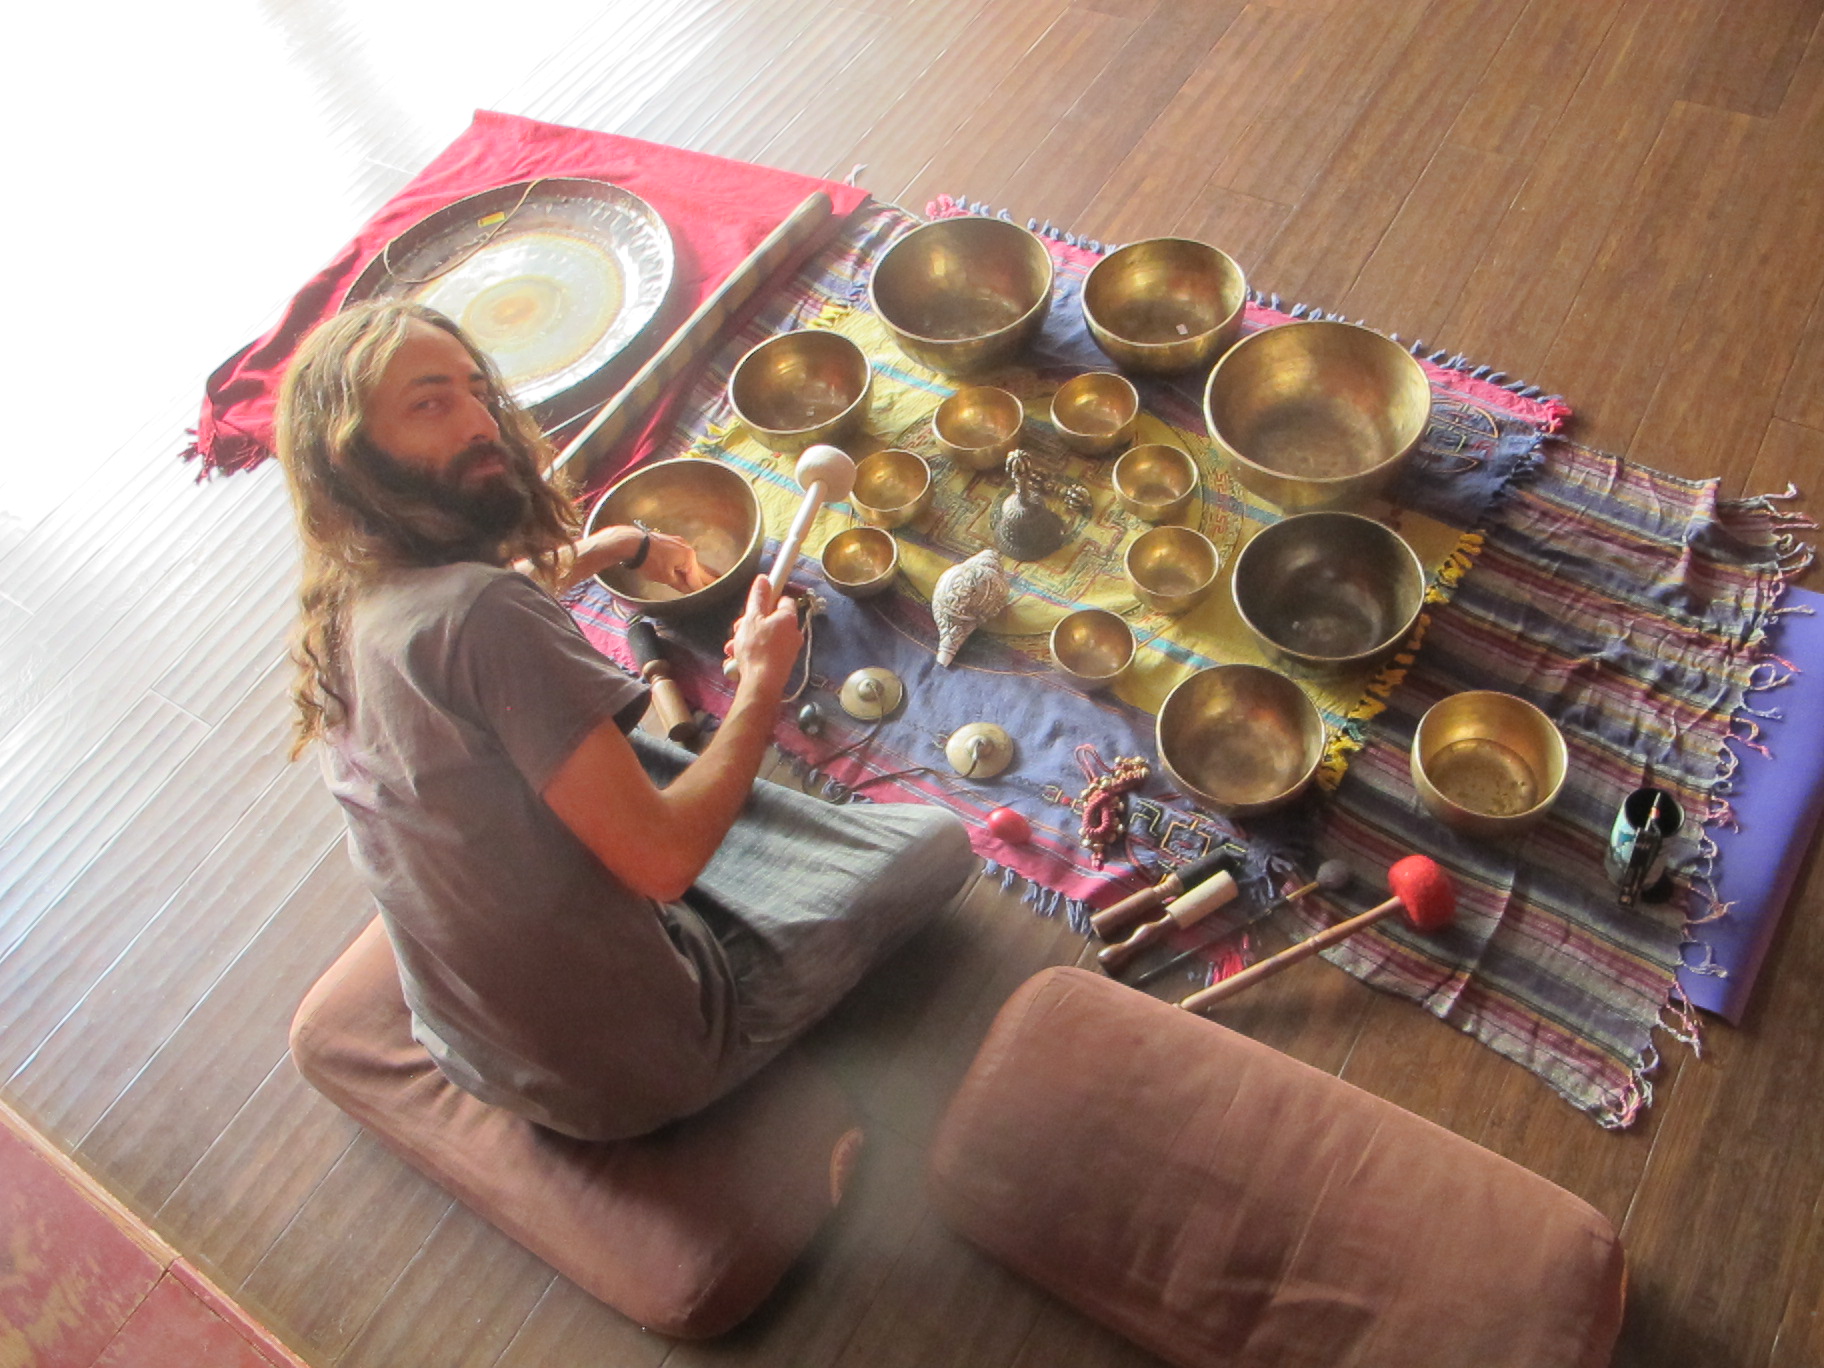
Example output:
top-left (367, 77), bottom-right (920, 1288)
top-left (1387, 854), bottom-right (1456, 931)
top-left (987, 807), bottom-right (1032, 844)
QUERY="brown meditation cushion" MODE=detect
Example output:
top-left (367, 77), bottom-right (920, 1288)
top-left (928, 967), bottom-right (1626, 1368)
top-left (289, 918), bottom-right (860, 1339)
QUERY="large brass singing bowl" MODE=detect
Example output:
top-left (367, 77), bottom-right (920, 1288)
top-left (1203, 320), bottom-right (1432, 510)
top-left (1411, 690), bottom-right (1567, 839)
top-left (586, 458), bottom-right (764, 618)
top-left (1157, 664), bottom-right (1326, 816)
top-left (869, 217), bottom-right (1055, 375)
top-left (1082, 238), bottom-right (1247, 375)
top-left (1231, 512), bottom-right (1425, 677)
top-left (728, 329), bottom-right (873, 455)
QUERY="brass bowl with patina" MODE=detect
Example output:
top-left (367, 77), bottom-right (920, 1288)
top-left (869, 217), bottom-right (1055, 374)
top-left (1411, 690), bottom-right (1567, 839)
top-left (586, 458), bottom-right (764, 618)
top-left (1050, 608), bottom-right (1136, 691)
top-left (1157, 664), bottom-right (1326, 816)
top-left (1203, 320), bottom-right (1432, 510)
top-left (850, 448), bottom-right (933, 529)
top-left (1082, 238), bottom-right (1247, 375)
top-left (727, 329), bottom-right (873, 456)
top-left (1112, 444), bottom-right (1199, 524)
top-left (1231, 511), bottom-right (1425, 677)
top-left (820, 526), bottom-right (900, 599)
top-left (1124, 525), bottom-right (1220, 615)
top-left (1049, 371), bottom-right (1139, 457)
top-left (933, 386), bottom-right (1024, 471)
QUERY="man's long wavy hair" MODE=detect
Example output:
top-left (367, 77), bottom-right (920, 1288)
top-left (277, 300), bottom-right (579, 757)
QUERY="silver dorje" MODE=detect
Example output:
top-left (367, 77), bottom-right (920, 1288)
top-left (931, 549), bottom-right (1012, 668)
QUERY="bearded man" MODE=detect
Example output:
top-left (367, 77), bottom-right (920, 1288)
top-left (276, 300), bottom-right (973, 1141)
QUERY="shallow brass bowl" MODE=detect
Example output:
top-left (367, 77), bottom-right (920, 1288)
top-left (1112, 444), bottom-right (1199, 524)
top-left (933, 386), bottom-right (1024, 471)
top-left (1411, 691), bottom-right (1567, 838)
top-left (1157, 664), bottom-right (1326, 816)
top-left (1082, 238), bottom-right (1247, 375)
top-left (820, 526), bottom-right (900, 598)
top-left (586, 458), bottom-right (763, 618)
top-left (1203, 320), bottom-right (1432, 510)
top-left (869, 217), bottom-right (1054, 374)
top-left (1050, 371), bottom-right (1140, 457)
top-left (1050, 608), bottom-right (1135, 690)
top-left (727, 329), bottom-right (873, 455)
top-left (1231, 512), bottom-right (1424, 677)
top-left (1124, 525), bottom-right (1219, 615)
top-left (851, 448), bottom-right (934, 528)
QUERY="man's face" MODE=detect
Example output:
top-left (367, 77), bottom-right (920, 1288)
top-left (356, 319), bottom-right (534, 538)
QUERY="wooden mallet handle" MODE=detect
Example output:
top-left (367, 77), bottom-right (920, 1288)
top-left (1099, 870), bottom-right (1238, 974)
top-left (725, 444), bottom-right (855, 679)
top-left (1089, 850), bottom-right (1229, 941)
top-left (1178, 855), bottom-right (1455, 1013)
top-left (627, 618), bottom-right (696, 743)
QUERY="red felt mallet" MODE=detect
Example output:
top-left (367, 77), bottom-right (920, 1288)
top-left (1177, 854), bottom-right (1456, 1014)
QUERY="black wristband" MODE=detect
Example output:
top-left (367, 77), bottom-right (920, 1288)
top-left (621, 528), bottom-right (652, 571)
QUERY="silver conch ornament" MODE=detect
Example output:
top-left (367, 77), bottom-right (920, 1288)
top-left (931, 549), bottom-right (1012, 667)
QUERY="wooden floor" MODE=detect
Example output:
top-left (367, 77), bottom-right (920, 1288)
top-left (5, 0), bottom-right (1824, 1364)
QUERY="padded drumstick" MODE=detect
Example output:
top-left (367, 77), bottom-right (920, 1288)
top-left (1089, 850), bottom-right (1231, 942)
top-left (1098, 869), bottom-right (1239, 974)
top-left (627, 617), bottom-right (697, 744)
top-left (1178, 855), bottom-right (1455, 1013)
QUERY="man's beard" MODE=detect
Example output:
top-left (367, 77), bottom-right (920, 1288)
top-left (359, 438), bottom-right (538, 551)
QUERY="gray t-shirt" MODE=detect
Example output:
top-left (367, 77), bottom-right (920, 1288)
top-left (323, 562), bottom-right (737, 1139)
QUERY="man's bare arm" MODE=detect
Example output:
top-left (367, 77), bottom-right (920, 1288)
top-left (517, 525), bottom-right (713, 595)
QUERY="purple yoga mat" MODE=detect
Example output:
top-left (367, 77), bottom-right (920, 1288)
top-left (1683, 584), bottom-right (1824, 1022)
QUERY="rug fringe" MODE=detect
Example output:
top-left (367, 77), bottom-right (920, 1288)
top-left (980, 858), bottom-right (1093, 934)
top-left (929, 194), bottom-right (1571, 421)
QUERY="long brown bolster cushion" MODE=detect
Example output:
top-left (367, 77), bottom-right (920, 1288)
top-left (928, 967), bottom-right (1625, 1368)
top-left (289, 918), bottom-right (860, 1339)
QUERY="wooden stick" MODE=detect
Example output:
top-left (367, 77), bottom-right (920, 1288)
top-left (553, 191), bottom-right (836, 481)
top-left (1089, 850), bottom-right (1229, 941)
top-left (1177, 894), bottom-right (1406, 1012)
top-left (1099, 870), bottom-right (1237, 974)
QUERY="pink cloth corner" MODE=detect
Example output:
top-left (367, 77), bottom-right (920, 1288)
top-left (184, 110), bottom-right (868, 478)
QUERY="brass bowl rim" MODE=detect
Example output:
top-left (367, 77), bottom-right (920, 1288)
top-left (1123, 524), bottom-right (1220, 593)
top-left (1230, 510), bottom-right (1426, 666)
top-left (1411, 689), bottom-right (1569, 824)
top-left (851, 448), bottom-right (934, 514)
top-left (933, 386), bottom-right (1024, 449)
top-left (1049, 606), bottom-right (1137, 682)
top-left (726, 329), bottom-right (873, 444)
top-left (1111, 443), bottom-right (1199, 503)
top-left (1082, 237), bottom-right (1248, 354)
top-left (1202, 319), bottom-right (1431, 490)
top-left (584, 457), bottom-right (765, 614)
top-left (820, 525), bottom-right (900, 586)
top-left (1049, 370), bottom-right (1141, 439)
top-left (1155, 662), bottom-right (1325, 813)
top-left (867, 218), bottom-right (1056, 350)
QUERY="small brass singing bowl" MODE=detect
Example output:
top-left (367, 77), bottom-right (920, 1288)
top-left (850, 448), bottom-right (933, 529)
top-left (1231, 512), bottom-right (1425, 678)
top-left (1049, 608), bottom-right (1136, 691)
top-left (1124, 525), bottom-right (1220, 615)
top-left (1082, 238), bottom-right (1248, 375)
top-left (1049, 371), bottom-right (1140, 457)
top-left (586, 458), bottom-right (764, 619)
top-left (1157, 664), bottom-right (1326, 816)
top-left (933, 386), bottom-right (1024, 471)
top-left (1411, 691), bottom-right (1568, 839)
top-left (1112, 444), bottom-right (1199, 524)
top-left (727, 329), bottom-right (873, 456)
top-left (1204, 319), bottom-right (1432, 511)
top-left (869, 216), bottom-right (1055, 374)
top-left (820, 526), bottom-right (900, 599)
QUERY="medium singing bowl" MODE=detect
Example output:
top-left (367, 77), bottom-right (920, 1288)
top-left (1050, 607), bottom-right (1135, 691)
top-left (1112, 444), bottom-right (1199, 524)
top-left (727, 329), bottom-right (873, 455)
top-left (869, 217), bottom-right (1055, 374)
top-left (1082, 238), bottom-right (1248, 375)
top-left (851, 448), bottom-right (933, 528)
top-left (1050, 371), bottom-right (1140, 457)
top-left (1203, 320), bottom-right (1432, 510)
top-left (1411, 691), bottom-right (1568, 838)
top-left (933, 386), bottom-right (1024, 471)
top-left (1124, 525), bottom-right (1220, 614)
top-left (1231, 512), bottom-right (1425, 677)
top-left (1157, 664), bottom-right (1326, 816)
top-left (586, 458), bottom-right (764, 618)
top-left (819, 526), bottom-right (899, 599)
